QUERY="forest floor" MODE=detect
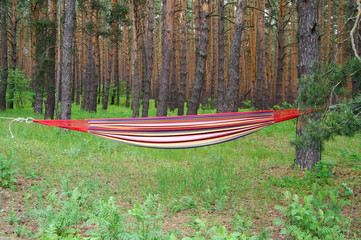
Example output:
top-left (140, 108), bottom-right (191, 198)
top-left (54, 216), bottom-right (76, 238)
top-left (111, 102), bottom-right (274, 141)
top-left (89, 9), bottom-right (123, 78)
top-left (0, 103), bottom-right (360, 239)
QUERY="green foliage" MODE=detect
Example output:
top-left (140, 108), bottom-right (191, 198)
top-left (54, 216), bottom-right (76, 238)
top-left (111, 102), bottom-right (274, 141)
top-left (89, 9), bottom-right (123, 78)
top-left (31, 187), bottom-right (90, 238)
top-left (169, 196), bottom-right (197, 213)
top-left (338, 150), bottom-right (361, 171)
top-left (6, 69), bottom-right (33, 109)
top-left (0, 155), bottom-right (18, 189)
top-left (274, 186), bottom-right (351, 239)
top-left (295, 58), bottom-right (361, 152)
top-left (86, 197), bottom-right (127, 239)
top-left (4, 210), bottom-right (23, 225)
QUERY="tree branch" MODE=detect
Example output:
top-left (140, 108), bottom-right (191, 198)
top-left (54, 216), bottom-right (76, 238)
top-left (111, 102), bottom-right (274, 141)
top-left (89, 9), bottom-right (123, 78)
top-left (351, 0), bottom-right (361, 60)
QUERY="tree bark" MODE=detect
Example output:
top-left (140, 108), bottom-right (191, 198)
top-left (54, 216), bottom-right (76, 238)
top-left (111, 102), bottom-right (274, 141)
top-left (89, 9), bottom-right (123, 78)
top-left (102, 42), bottom-right (113, 110)
top-left (295, 0), bottom-right (321, 170)
top-left (60, 0), bottom-right (76, 120)
top-left (7, 0), bottom-right (17, 109)
top-left (0, 1), bottom-right (8, 111)
top-left (275, 0), bottom-right (285, 106)
top-left (187, 0), bottom-right (210, 115)
top-left (222, 0), bottom-right (247, 113)
top-left (130, 0), bottom-right (140, 117)
top-left (142, 0), bottom-right (154, 117)
top-left (156, 0), bottom-right (173, 116)
top-left (255, 0), bottom-right (267, 109)
top-left (178, 0), bottom-right (187, 116)
top-left (216, 0), bottom-right (225, 113)
top-left (44, 0), bottom-right (57, 119)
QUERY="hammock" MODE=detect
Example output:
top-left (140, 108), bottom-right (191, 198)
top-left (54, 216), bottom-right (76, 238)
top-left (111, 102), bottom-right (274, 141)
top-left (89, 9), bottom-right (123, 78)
top-left (33, 109), bottom-right (300, 149)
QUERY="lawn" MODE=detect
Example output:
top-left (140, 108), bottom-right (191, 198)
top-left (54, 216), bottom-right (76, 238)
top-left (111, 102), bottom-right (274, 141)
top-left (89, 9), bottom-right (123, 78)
top-left (0, 102), bottom-right (360, 239)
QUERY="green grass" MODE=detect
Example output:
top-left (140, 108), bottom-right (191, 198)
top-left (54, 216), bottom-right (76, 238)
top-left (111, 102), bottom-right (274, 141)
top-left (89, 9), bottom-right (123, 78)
top-left (0, 100), bottom-right (360, 239)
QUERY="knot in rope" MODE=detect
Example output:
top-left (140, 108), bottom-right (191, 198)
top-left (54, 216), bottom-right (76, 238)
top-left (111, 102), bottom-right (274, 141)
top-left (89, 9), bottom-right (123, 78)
top-left (0, 117), bottom-right (34, 138)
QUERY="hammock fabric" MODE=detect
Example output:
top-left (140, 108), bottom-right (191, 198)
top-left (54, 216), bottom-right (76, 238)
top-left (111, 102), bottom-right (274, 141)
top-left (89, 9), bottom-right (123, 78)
top-left (33, 109), bottom-right (300, 149)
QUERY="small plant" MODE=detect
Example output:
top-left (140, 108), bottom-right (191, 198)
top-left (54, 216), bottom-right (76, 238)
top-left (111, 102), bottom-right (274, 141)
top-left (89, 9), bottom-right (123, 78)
top-left (232, 207), bottom-right (254, 235)
top-left (32, 187), bottom-right (90, 238)
top-left (169, 196), bottom-right (197, 213)
top-left (0, 155), bottom-right (18, 189)
top-left (274, 187), bottom-right (351, 239)
top-left (305, 161), bottom-right (334, 183)
top-left (4, 210), bottom-right (23, 225)
top-left (341, 183), bottom-right (354, 197)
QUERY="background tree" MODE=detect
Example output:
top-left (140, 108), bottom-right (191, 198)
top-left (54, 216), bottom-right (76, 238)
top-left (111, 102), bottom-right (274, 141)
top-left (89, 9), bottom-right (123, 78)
top-left (223, 0), bottom-right (247, 113)
top-left (60, 0), bottom-right (76, 120)
top-left (187, 0), bottom-right (210, 115)
top-left (0, 0), bottom-right (8, 111)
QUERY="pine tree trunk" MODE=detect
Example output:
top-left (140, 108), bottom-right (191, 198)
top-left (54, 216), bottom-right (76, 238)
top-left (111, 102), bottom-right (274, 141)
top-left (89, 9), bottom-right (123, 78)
top-left (114, 42), bottom-right (120, 106)
top-left (0, 1), bottom-right (8, 111)
top-left (44, 0), bottom-right (57, 119)
top-left (216, 0), bottom-right (225, 113)
top-left (156, 0), bottom-right (173, 116)
top-left (223, 0), bottom-right (247, 113)
top-left (275, 0), bottom-right (285, 106)
top-left (7, 0), bottom-right (17, 109)
top-left (169, 6), bottom-right (178, 112)
top-left (255, 0), bottom-right (266, 109)
top-left (130, 0), bottom-right (140, 117)
top-left (142, 0), bottom-right (154, 117)
top-left (60, 0), bottom-right (76, 119)
top-left (178, 0), bottom-right (187, 116)
top-left (187, 0), bottom-right (210, 115)
top-left (295, 0), bottom-right (321, 170)
top-left (103, 42), bottom-right (113, 110)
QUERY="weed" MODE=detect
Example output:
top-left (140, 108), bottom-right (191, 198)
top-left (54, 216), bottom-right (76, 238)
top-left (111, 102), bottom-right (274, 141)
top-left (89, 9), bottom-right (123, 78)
top-left (0, 155), bottom-right (18, 189)
top-left (4, 210), bottom-right (22, 225)
top-left (169, 196), bottom-right (198, 213)
top-left (274, 186), bottom-right (351, 239)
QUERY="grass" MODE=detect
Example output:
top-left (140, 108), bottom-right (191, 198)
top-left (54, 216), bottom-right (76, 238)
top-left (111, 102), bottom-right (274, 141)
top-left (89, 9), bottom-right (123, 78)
top-left (0, 100), bottom-right (360, 239)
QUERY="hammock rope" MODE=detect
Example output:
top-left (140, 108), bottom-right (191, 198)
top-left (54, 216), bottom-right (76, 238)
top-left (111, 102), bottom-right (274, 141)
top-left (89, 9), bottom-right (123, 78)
top-left (0, 117), bottom-right (34, 138)
top-left (31, 109), bottom-right (300, 149)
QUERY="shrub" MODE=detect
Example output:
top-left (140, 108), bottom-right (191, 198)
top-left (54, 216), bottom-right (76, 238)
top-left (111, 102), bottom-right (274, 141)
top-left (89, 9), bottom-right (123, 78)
top-left (274, 186), bottom-right (351, 239)
top-left (0, 155), bottom-right (18, 189)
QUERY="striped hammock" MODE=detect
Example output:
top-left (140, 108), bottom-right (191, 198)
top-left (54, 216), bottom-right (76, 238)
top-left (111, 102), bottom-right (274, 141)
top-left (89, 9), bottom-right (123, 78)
top-left (33, 109), bottom-right (300, 149)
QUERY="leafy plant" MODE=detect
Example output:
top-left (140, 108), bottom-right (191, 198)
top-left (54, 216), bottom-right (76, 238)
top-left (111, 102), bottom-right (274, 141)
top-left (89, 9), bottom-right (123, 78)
top-left (6, 69), bottom-right (33, 109)
top-left (87, 197), bottom-right (128, 240)
top-left (32, 187), bottom-right (90, 238)
top-left (305, 161), bottom-right (334, 183)
top-left (274, 187), bottom-right (351, 239)
top-left (0, 155), bottom-right (18, 189)
top-left (169, 196), bottom-right (198, 213)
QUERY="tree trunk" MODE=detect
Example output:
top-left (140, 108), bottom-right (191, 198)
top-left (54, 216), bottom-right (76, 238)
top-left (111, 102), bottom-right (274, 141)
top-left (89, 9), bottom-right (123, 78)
top-left (187, 0), bottom-right (210, 115)
top-left (130, 0), bottom-right (140, 117)
top-left (156, 0), bottom-right (173, 116)
top-left (295, 0), bottom-right (321, 170)
top-left (115, 42), bottom-right (120, 106)
top-left (142, 0), bottom-right (154, 117)
top-left (60, 0), bottom-right (76, 120)
top-left (44, 0), bottom-right (57, 119)
top-left (102, 42), bottom-right (113, 110)
top-left (275, 0), bottom-right (285, 106)
top-left (0, 1), bottom-right (8, 111)
top-left (169, 5), bottom-right (178, 112)
top-left (8, 0), bottom-right (17, 109)
top-left (255, 0), bottom-right (266, 109)
top-left (216, 0), bottom-right (225, 113)
top-left (178, 0), bottom-right (187, 116)
top-left (222, 0), bottom-right (247, 113)
top-left (55, 0), bottom-right (62, 118)
top-left (210, 0), bottom-right (217, 110)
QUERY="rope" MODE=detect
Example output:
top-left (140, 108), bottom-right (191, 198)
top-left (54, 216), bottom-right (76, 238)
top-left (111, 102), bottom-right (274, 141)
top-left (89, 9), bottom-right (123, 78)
top-left (0, 117), bottom-right (34, 138)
